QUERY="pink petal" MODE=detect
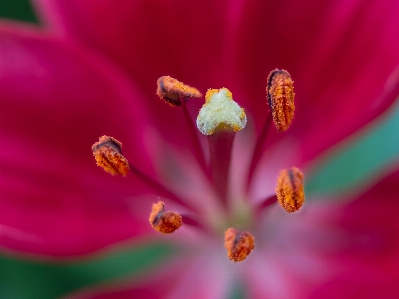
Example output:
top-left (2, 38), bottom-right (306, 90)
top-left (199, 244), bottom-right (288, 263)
top-left (309, 272), bottom-right (399, 299)
top-left (246, 168), bottom-right (399, 298)
top-left (65, 255), bottom-right (230, 299)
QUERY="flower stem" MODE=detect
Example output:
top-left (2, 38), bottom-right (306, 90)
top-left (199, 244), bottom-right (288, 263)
top-left (207, 127), bottom-right (236, 209)
top-left (128, 163), bottom-right (197, 212)
top-left (246, 111), bottom-right (272, 190)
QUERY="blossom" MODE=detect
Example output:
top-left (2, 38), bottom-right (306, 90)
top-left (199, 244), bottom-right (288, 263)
top-left (1, 0), bottom-right (399, 298)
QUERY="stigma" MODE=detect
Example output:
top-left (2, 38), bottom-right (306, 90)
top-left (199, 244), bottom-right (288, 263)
top-left (267, 69), bottom-right (295, 132)
top-left (92, 136), bottom-right (129, 176)
top-left (149, 201), bottom-right (183, 233)
top-left (196, 88), bottom-right (247, 135)
top-left (275, 167), bottom-right (305, 212)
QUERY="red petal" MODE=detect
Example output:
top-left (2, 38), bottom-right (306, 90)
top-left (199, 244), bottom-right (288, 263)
top-left (0, 23), bottom-right (163, 256)
top-left (35, 0), bottom-right (399, 172)
top-left (231, 0), bottom-right (399, 162)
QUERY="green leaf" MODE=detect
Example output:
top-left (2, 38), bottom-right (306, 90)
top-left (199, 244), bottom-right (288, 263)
top-left (306, 100), bottom-right (399, 199)
top-left (0, 242), bottom-right (177, 299)
top-left (0, 0), bottom-right (38, 24)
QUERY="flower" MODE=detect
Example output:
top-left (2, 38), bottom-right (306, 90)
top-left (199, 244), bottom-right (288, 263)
top-left (1, 0), bottom-right (399, 298)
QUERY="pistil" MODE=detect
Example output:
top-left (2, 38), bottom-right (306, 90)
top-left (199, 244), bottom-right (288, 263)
top-left (196, 88), bottom-right (247, 208)
top-left (207, 126), bottom-right (236, 208)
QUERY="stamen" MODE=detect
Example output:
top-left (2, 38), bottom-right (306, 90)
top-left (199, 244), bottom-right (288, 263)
top-left (247, 69), bottom-right (294, 189)
top-left (92, 136), bottom-right (197, 212)
top-left (149, 201), bottom-right (182, 233)
top-left (267, 69), bottom-right (295, 132)
top-left (224, 228), bottom-right (255, 262)
top-left (92, 136), bottom-right (129, 176)
top-left (128, 162), bottom-right (197, 212)
top-left (179, 92), bottom-right (209, 176)
top-left (196, 88), bottom-right (247, 206)
top-left (275, 167), bottom-right (305, 213)
top-left (156, 76), bottom-right (202, 106)
top-left (156, 76), bottom-right (208, 176)
top-left (246, 112), bottom-right (272, 188)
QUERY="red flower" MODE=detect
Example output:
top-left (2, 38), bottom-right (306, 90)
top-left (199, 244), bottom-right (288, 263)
top-left (1, 0), bottom-right (399, 298)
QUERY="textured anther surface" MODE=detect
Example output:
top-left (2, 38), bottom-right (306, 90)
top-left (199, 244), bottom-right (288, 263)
top-left (149, 201), bottom-right (183, 234)
top-left (224, 228), bottom-right (255, 262)
top-left (92, 135), bottom-right (129, 176)
top-left (156, 76), bottom-right (202, 106)
top-left (267, 69), bottom-right (295, 132)
top-left (276, 167), bottom-right (305, 212)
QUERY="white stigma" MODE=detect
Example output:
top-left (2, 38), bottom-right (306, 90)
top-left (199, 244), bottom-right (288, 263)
top-left (196, 88), bottom-right (247, 135)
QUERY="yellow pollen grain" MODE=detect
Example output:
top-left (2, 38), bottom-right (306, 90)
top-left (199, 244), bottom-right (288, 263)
top-left (196, 88), bottom-right (247, 135)
top-left (275, 167), bottom-right (304, 212)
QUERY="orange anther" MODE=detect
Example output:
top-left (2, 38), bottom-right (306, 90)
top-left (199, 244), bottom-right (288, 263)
top-left (276, 167), bottom-right (305, 212)
top-left (92, 136), bottom-right (129, 176)
top-left (224, 228), bottom-right (255, 262)
top-left (156, 76), bottom-right (202, 106)
top-left (149, 201), bottom-right (182, 234)
top-left (267, 69), bottom-right (295, 131)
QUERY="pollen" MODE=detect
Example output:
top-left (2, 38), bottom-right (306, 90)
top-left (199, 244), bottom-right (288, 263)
top-left (149, 201), bottom-right (182, 234)
top-left (156, 76), bottom-right (202, 106)
top-left (224, 228), bottom-right (255, 262)
top-left (276, 167), bottom-right (305, 212)
top-left (92, 135), bottom-right (129, 176)
top-left (267, 69), bottom-right (295, 132)
top-left (196, 88), bottom-right (247, 135)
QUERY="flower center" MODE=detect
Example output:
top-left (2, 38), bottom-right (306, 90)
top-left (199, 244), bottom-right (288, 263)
top-left (91, 70), bottom-right (304, 262)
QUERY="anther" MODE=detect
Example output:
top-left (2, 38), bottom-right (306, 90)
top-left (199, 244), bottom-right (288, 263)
top-left (196, 88), bottom-right (247, 135)
top-left (224, 228), bottom-right (255, 262)
top-left (149, 201), bottom-right (182, 234)
top-left (276, 167), bottom-right (305, 212)
top-left (156, 76), bottom-right (202, 106)
top-left (92, 135), bottom-right (129, 176)
top-left (267, 69), bottom-right (295, 132)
